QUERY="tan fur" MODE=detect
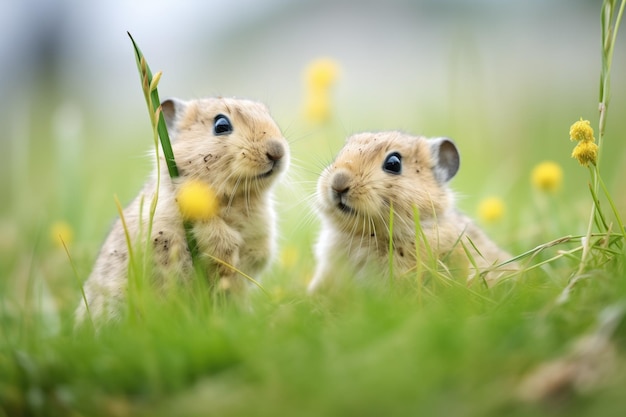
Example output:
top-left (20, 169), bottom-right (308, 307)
top-left (308, 131), bottom-right (515, 292)
top-left (75, 97), bottom-right (289, 325)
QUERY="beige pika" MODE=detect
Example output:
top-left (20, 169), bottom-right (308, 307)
top-left (308, 131), bottom-right (516, 292)
top-left (76, 97), bottom-right (289, 325)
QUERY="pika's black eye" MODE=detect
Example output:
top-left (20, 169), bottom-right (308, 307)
top-left (383, 152), bottom-right (402, 175)
top-left (213, 114), bottom-right (232, 136)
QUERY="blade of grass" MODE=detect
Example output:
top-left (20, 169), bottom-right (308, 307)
top-left (498, 235), bottom-right (575, 267)
top-left (114, 194), bottom-right (145, 323)
top-left (127, 32), bottom-right (200, 268)
top-left (599, 174), bottom-right (626, 242)
top-left (61, 237), bottom-right (93, 328)
top-left (388, 202), bottom-right (394, 287)
top-left (20, 227), bottom-right (42, 345)
top-left (205, 254), bottom-right (269, 297)
top-left (413, 205), bottom-right (424, 305)
top-left (460, 237), bottom-right (487, 288)
top-left (588, 180), bottom-right (609, 232)
top-left (577, 0), bottom-right (626, 276)
top-left (128, 32), bottom-right (178, 179)
top-left (114, 195), bottom-right (136, 277)
top-left (440, 224), bottom-right (467, 264)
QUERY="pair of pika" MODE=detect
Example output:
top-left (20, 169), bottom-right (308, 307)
top-left (76, 96), bottom-right (513, 325)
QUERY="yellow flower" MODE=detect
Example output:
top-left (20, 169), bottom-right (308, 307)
top-left (176, 180), bottom-right (219, 221)
top-left (305, 58), bottom-right (340, 91)
top-left (280, 246), bottom-right (300, 269)
top-left (270, 285), bottom-right (286, 302)
top-left (477, 197), bottom-right (505, 223)
top-left (50, 221), bottom-right (74, 247)
top-left (571, 141), bottom-right (598, 167)
top-left (304, 91), bottom-right (331, 123)
top-left (303, 58), bottom-right (340, 123)
top-left (569, 118), bottom-right (595, 143)
top-left (531, 161), bottom-right (563, 193)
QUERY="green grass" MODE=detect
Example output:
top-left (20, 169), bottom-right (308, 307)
top-left (2, 253), bottom-right (625, 416)
top-left (2, 3), bottom-right (626, 416)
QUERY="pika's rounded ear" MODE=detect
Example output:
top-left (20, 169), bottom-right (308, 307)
top-left (429, 137), bottom-right (460, 183)
top-left (161, 98), bottom-right (186, 135)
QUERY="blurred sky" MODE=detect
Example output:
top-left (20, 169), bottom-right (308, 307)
top-left (0, 0), bottom-right (607, 122)
top-left (0, 0), bottom-right (620, 205)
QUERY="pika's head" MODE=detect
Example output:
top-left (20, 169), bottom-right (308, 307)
top-left (317, 131), bottom-right (460, 236)
top-left (162, 97), bottom-right (289, 199)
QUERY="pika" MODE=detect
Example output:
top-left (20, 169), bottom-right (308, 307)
top-left (308, 131), bottom-right (515, 292)
top-left (75, 97), bottom-right (289, 325)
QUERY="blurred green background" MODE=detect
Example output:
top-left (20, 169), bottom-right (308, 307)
top-left (2, 1), bottom-right (626, 415)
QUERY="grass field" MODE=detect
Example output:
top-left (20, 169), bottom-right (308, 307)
top-left (2, 2), bottom-right (626, 417)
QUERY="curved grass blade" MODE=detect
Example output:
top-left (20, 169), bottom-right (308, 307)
top-left (126, 33), bottom-right (211, 284)
top-left (128, 32), bottom-right (179, 179)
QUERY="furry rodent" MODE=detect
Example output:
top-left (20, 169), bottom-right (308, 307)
top-left (75, 97), bottom-right (289, 325)
top-left (308, 131), bottom-right (515, 292)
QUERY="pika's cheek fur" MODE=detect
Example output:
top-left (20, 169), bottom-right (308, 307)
top-left (239, 138), bottom-right (288, 179)
top-left (309, 131), bottom-right (517, 293)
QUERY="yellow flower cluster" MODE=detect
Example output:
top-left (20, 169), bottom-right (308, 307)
top-left (176, 179), bottom-right (219, 221)
top-left (569, 118), bottom-right (598, 167)
top-left (303, 58), bottom-right (340, 123)
top-left (531, 161), bottom-right (563, 193)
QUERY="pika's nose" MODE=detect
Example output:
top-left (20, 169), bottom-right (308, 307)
top-left (266, 140), bottom-right (285, 162)
top-left (331, 171), bottom-right (351, 196)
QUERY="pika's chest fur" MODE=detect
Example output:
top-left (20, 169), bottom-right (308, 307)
top-left (320, 212), bottom-right (461, 278)
top-left (215, 195), bottom-right (276, 271)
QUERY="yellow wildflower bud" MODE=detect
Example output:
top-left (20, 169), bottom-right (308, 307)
top-left (477, 197), bottom-right (505, 223)
top-left (304, 90), bottom-right (331, 123)
top-left (280, 246), bottom-right (299, 268)
top-left (303, 58), bottom-right (340, 123)
top-left (531, 161), bottom-right (563, 193)
top-left (571, 141), bottom-right (598, 167)
top-left (569, 118), bottom-right (595, 143)
top-left (50, 221), bottom-right (74, 247)
top-left (176, 180), bottom-right (219, 221)
top-left (305, 58), bottom-right (340, 91)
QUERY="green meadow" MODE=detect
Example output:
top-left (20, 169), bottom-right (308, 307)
top-left (2, 2), bottom-right (626, 416)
